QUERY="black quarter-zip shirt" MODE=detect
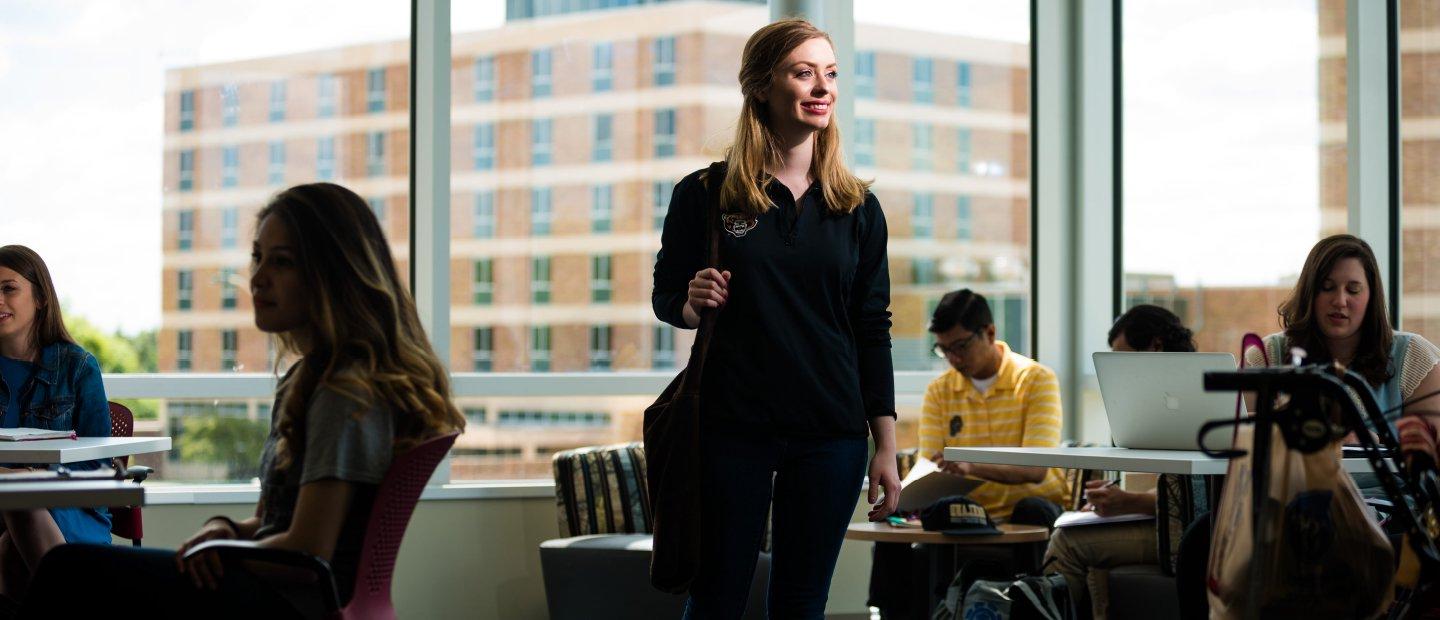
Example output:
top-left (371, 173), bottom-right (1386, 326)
top-left (652, 167), bottom-right (896, 438)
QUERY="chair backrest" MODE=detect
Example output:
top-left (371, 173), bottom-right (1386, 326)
top-left (550, 442), bottom-right (650, 537)
top-left (108, 402), bottom-right (133, 463)
top-left (107, 401), bottom-right (143, 543)
top-left (343, 431), bottom-right (458, 619)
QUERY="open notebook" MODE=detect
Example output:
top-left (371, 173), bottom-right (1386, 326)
top-left (0, 428), bottom-right (76, 441)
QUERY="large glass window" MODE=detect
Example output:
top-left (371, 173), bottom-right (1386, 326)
top-left (1399, 1), bottom-right (1440, 343)
top-left (653, 36), bottom-right (676, 86)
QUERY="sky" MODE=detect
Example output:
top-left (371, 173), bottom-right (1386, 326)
top-left (0, 0), bottom-right (1322, 334)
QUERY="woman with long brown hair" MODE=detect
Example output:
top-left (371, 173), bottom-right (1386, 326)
top-left (21, 183), bottom-right (465, 616)
top-left (652, 18), bottom-right (900, 618)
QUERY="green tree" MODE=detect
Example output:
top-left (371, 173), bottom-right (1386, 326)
top-left (178, 413), bottom-right (269, 481)
top-left (61, 311), bottom-right (160, 419)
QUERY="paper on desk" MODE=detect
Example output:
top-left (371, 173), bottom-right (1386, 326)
top-left (1053, 510), bottom-right (1154, 528)
top-left (0, 428), bottom-right (75, 442)
top-left (896, 457), bottom-right (983, 513)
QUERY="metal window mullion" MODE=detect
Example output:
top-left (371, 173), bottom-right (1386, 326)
top-left (411, 0), bottom-right (451, 366)
top-left (1347, 0), bottom-right (1395, 314)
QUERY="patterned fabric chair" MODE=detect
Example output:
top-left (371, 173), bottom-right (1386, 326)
top-left (539, 443), bottom-right (769, 620)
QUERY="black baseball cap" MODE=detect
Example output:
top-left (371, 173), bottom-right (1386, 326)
top-left (920, 495), bottom-right (1002, 536)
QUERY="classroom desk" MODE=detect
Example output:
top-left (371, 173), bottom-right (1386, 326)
top-left (845, 521), bottom-right (1049, 545)
top-left (943, 446), bottom-right (1383, 476)
top-left (0, 480), bottom-right (142, 510)
top-left (0, 437), bottom-right (171, 464)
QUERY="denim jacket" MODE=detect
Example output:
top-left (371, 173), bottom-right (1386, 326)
top-left (0, 342), bottom-right (111, 466)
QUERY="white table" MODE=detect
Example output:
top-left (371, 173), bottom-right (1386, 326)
top-left (0, 480), bottom-right (143, 510)
top-left (943, 446), bottom-right (1384, 476)
top-left (0, 437), bottom-right (171, 464)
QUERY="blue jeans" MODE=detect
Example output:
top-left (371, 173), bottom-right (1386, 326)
top-left (682, 432), bottom-right (868, 620)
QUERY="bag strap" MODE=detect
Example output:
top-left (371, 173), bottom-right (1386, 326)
top-left (677, 162), bottom-right (727, 398)
top-left (1013, 579), bottom-right (1063, 620)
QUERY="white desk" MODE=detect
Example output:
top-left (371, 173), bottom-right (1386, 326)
top-left (0, 437), bottom-right (171, 464)
top-left (943, 446), bottom-right (1383, 476)
top-left (0, 481), bottom-right (142, 510)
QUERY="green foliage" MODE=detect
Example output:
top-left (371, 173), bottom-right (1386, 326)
top-left (177, 413), bottom-right (268, 480)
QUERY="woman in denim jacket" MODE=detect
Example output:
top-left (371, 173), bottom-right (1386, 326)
top-left (0, 245), bottom-right (111, 601)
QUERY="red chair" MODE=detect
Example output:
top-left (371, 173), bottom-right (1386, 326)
top-left (187, 431), bottom-right (459, 619)
top-left (107, 402), bottom-right (152, 547)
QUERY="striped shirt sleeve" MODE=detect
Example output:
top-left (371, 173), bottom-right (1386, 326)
top-left (1019, 366), bottom-right (1062, 448)
top-left (918, 381), bottom-right (945, 459)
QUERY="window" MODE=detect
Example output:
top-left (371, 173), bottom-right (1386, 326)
top-left (531, 119), bottom-right (552, 166)
top-left (592, 255), bottom-right (612, 303)
top-left (913, 194), bottom-right (934, 239)
top-left (179, 90), bottom-right (195, 131)
top-left (473, 123), bottom-right (495, 170)
top-left (220, 330), bottom-right (238, 371)
top-left (531, 257), bottom-right (551, 304)
top-left (653, 36), bottom-right (676, 86)
top-left (1399, 4), bottom-right (1439, 343)
top-left (474, 56), bottom-right (495, 101)
top-left (317, 137), bottom-right (336, 181)
top-left (956, 128), bottom-right (972, 174)
top-left (855, 51), bottom-right (875, 99)
top-left (472, 328), bottom-right (493, 372)
top-left (473, 193), bottom-right (495, 238)
top-left (957, 62), bottom-right (973, 107)
top-left (368, 197), bottom-right (386, 223)
top-left (654, 109), bottom-right (676, 158)
top-left (589, 325), bottom-right (612, 370)
top-left (177, 270), bottom-right (193, 310)
top-left (268, 141), bottom-right (285, 185)
top-left (593, 114), bottom-right (613, 162)
top-left (269, 80), bottom-right (286, 121)
top-left (854, 118), bottom-right (875, 167)
top-left (912, 123), bottom-right (932, 170)
top-left (532, 48), bottom-right (552, 97)
top-left (530, 326), bottom-right (551, 372)
top-left (531, 188), bottom-right (552, 236)
top-left (221, 207), bottom-right (238, 249)
top-left (911, 257), bottom-right (939, 285)
top-left (221, 84), bottom-right (239, 126)
top-left (653, 180), bottom-right (674, 230)
top-left (653, 325), bottom-right (675, 369)
top-left (178, 210), bottom-right (194, 251)
top-left (177, 330), bottom-right (193, 372)
top-left (473, 259), bottom-right (493, 305)
top-left (591, 185), bottom-right (613, 233)
top-left (592, 43), bottom-right (613, 92)
top-left (221, 146), bottom-right (239, 188)
top-left (366, 67), bottom-right (386, 112)
top-left (220, 268), bottom-right (237, 310)
top-left (913, 58), bottom-right (933, 104)
top-left (179, 149), bottom-right (195, 191)
top-left (956, 196), bottom-right (972, 240)
top-left (366, 131), bottom-right (385, 176)
top-left (317, 73), bottom-right (337, 118)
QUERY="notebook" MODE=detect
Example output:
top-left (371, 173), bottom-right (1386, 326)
top-left (0, 428), bottom-right (76, 441)
top-left (895, 457), bottom-right (984, 513)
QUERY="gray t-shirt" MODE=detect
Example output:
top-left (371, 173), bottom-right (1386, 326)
top-left (256, 381), bottom-right (395, 603)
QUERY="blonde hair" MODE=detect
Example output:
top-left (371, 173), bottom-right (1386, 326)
top-left (722, 18), bottom-right (870, 215)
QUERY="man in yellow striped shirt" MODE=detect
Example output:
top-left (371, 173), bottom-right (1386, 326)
top-left (919, 289), bottom-right (1070, 523)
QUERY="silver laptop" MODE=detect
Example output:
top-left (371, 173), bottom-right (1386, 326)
top-left (1093, 352), bottom-right (1241, 451)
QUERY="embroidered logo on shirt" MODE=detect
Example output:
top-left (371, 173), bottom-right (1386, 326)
top-left (721, 213), bottom-right (759, 238)
top-left (949, 415), bottom-right (964, 437)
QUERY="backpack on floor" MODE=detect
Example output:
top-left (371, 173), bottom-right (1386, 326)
top-left (933, 564), bottom-right (1076, 620)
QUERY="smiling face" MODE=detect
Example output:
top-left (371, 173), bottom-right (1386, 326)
top-left (1314, 256), bottom-right (1371, 346)
top-left (250, 215), bottom-right (309, 336)
top-left (760, 36), bottom-right (837, 137)
top-left (0, 267), bottom-right (38, 355)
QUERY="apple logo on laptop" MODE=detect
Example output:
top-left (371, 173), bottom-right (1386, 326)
top-left (1164, 393), bottom-right (1182, 411)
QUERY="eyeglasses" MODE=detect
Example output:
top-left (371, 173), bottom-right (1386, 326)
top-left (932, 332), bottom-right (981, 359)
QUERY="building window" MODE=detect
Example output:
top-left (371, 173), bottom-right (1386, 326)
top-left (366, 131), bottom-right (385, 177)
top-left (221, 330), bottom-right (238, 371)
top-left (532, 48), bottom-right (553, 98)
top-left (913, 194), bottom-right (934, 239)
top-left (221, 84), bottom-right (239, 127)
top-left (532, 257), bottom-right (551, 304)
top-left (177, 330), bottom-right (193, 372)
top-left (592, 185), bottom-right (613, 233)
top-left (855, 51), bottom-right (876, 100)
top-left (531, 188), bottom-right (552, 236)
top-left (221, 146), bottom-right (239, 188)
top-left (593, 43), bottom-right (613, 92)
top-left (473, 328), bottom-right (493, 372)
top-left (913, 58), bottom-right (934, 104)
top-left (530, 326), bottom-right (551, 372)
top-left (912, 257), bottom-right (939, 285)
top-left (317, 137), bottom-right (336, 181)
top-left (367, 197), bottom-right (386, 223)
top-left (266, 141), bottom-right (286, 185)
top-left (531, 119), bottom-right (552, 166)
top-left (179, 90), bottom-right (195, 131)
top-left (593, 114), bottom-right (613, 162)
top-left (474, 56), bottom-right (495, 102)
top-left (956, 196), bottom-right (973, 240)
top-left (855, 118), bottom-right (875, 167)
top-left (177, 270), bottom-right (193, 310)
top-left (653, 36), bottom-right (676, 86)
top-left (957, 128), bottom-right (972, 175)
top-left (179, 150), bottom-right (194, 191)
top-left (177, 210), bottom-right (194, 251)
top-left (654, 109), bottom-right (676, 158)
top-left (366, 67), bottom-right (385, 113)
top-left (957, 62), bottom-right (972, 108)
top-left (221, 207), bottom-right (238, 249)
top-left (473, 192), bottom-right (495, 238)
top-left (592, 255), bottom-right (612, 303)
top-left (317, 73), bottom-right (337, 118)
top-left (912, 123), bottom-right (932, 170)
top-left (268, 81), bottom-right (286, 122)
top-left (653, 180), bottom-right (673, 230)
top-left (473, 123), bottom-right (495, 170)
top-left (589, 325), bottom-right (612, 371)
top-left (473, 259), bottom-right (493, 305)
top-left (653, 325), bottom-right (675, 369)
